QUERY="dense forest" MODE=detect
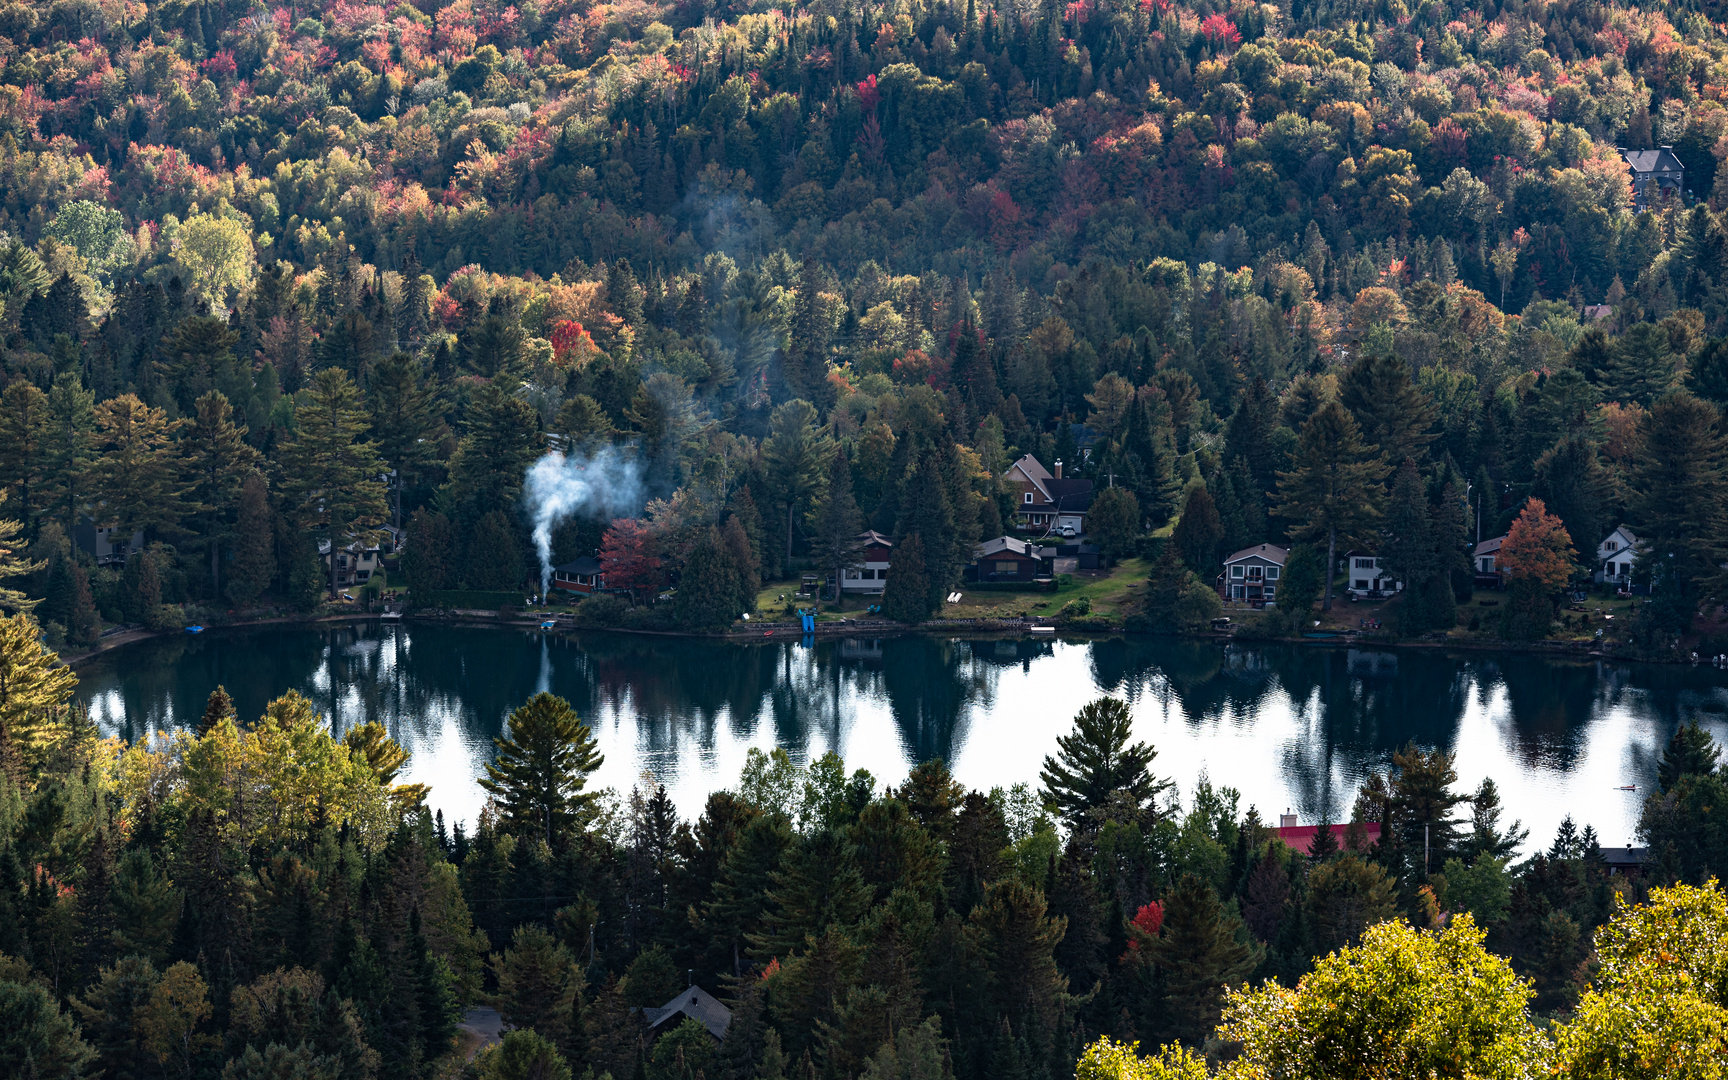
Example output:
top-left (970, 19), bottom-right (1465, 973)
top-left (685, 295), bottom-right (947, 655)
top-left (0, 0), bottom-right (1718, 644)
top-left (6, 650), bottom-right (1728, 1078)
top-left (3, 0), bottom-right (1728, 1071)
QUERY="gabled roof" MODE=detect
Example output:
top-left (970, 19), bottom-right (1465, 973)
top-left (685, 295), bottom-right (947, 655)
top-left (974, 536), bottom-right (1050, 560)
top-left (1620, 147), bottom-right (1684, 174)
top-left (1598, 525), bottom-right (1639, 550)
top-left (1006, 454), bottom-right (1053, 500)
top-left (643, 986), bottom-right (732, 1040)
top-left (857, 530), bottom-right (893, 549)
top-left (1474, 535), bottom-right (1507, 557)
top-left (1222, 543), bottom-right (1288, 566)
top-left (1276, 822), bottom-right (1382, 856)
top-left (553, 556), bottom-right (602, 575)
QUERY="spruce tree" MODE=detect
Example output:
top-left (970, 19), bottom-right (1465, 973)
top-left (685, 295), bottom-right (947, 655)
top-left (1339, 353), bottom-right (1438, 465)
top-left (1171, 483), bottom-right (1224, 577)
top-left (0, 380), bottom-right (49, 537)
top-left (880, 532), bottom-right (932, 623)
top-left (1274, 401), bottom-right (1388, 610)
top-left (1149, 873), bottom-right (1259, 1044)
top-left (1658, 720), bottom-right (1721, 793)
top-left (275, 369), bottom-right (389, 598)
top-left (181, 390), bottom-right (259, 599)
top-left (479, 693), bottom-right (605, 848)
top-left (1630, 391), bottom-right (1728, 623)
top-left (226, 473), bottom-right (274, 606)
top-left (809, 451), bottom-right (865, 603)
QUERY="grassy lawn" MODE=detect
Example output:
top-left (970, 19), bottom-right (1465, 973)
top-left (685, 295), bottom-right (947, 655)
top-left (750, 559), bottom-right (1155, 623)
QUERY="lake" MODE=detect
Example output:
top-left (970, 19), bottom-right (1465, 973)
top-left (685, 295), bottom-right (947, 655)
top-left (75, 622), bottom-right (1728, 849)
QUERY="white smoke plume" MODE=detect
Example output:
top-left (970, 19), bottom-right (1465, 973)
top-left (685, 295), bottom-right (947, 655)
top-left (524, 448), bottom-right (644, 597)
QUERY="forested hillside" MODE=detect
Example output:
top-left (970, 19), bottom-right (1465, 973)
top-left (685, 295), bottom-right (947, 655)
top-left (0, 0), bottom-right (1720, 640)
top-left (3, 0), bottom-right (1728, 1073)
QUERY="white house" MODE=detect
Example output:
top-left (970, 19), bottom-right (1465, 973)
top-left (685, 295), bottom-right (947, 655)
top-left (1342, 552), bottom-right (1402, 597)
top-left (1473, 534), bottom-right (1507, 584)
top-left (1596, 525), bottom-right (1641, 586)
top-left (838, 531), bottom-right (894, 594)
top-left (1216, 543), bottom-right (1287, 603)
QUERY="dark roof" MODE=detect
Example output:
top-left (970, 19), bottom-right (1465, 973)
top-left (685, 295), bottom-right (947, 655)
top-left (1620, 147), bottom-right (1684, 175)
top-left (553, 556), bottom-right (603, 575)
top-left (1222, 543), bottom-right (1288, 566)
top-left (1045, 478), bottom-right (1094, 512)
top-left (1600, 846), bottom-right (1647, 867)
top-left (1474, 535), bottom-right (1506, 557)
top-left (643, 986), bottom-right (732, 1040)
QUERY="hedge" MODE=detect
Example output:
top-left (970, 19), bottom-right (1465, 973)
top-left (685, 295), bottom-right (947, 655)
top-left (415, 589), bottom-right (524, 609)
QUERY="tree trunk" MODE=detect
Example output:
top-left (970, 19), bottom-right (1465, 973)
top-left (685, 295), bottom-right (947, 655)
top-left (1323, 526), bottom-right (1336, 612)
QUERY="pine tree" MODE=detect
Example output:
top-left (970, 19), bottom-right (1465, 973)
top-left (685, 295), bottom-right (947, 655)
top-left (764, 400), bottom-right (833, 572)
top-left (1658, 720), bottom-right (1721, 793)
top-left (478, 693), bottom-right (605, 848)
top-left (89, 394), bottom-right (186, 541)
top-left (1087, 485), bottom-right (1139, 566)
top-left (198, 686), bottom-right (236, 734)
top-left (1274, 402), bottom-right (1388, 610)
top-left (1339, 353), bottom-right (1438, 465)
top-left (1462, 778), bottom-right (1527, 862)
top-left (1039, 697), bottom-right (1171, 830)
top-left (674, 527), bottom-right (749, 630)
top-left (0, 612), bottom-right (79, 775)
top-left (181, 390), bottom-right (259, 599)
top-left (44, 371), bottom-right (94, 538)
top-left (0, 380), bottom-right (50, 536)
top-left (226, 472), bottom-right (274, 605)
top-left (366, 353), bottom-right (444, 528)
top-left (879, 532), bottom-right (932, 623)
top-left (1171, 484), bottom-right (1224, 578)
top-left (1630, 391), bottom-right (1728, 622)
top-left (275, 369), bottom-right (389, 598)
top-left (1382, 459), bottom-right (1441, 634)
top-left (1149, 873), bottom-right (1259, 1043)
top-left (809, 451), bottom-right (865, 602)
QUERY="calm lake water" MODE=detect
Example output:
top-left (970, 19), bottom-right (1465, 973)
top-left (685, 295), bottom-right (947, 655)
top-left (75, 622), bottom-right (1728, 848)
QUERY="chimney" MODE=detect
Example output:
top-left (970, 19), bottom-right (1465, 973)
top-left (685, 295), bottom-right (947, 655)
top-left (1279, 810), bottom-right (1298, 829)
top-left (1054, 460), bottom-right (1063, 479)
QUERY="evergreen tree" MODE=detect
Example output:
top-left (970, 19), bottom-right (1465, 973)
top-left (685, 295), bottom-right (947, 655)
top-left (443, 378), bottom-right (541, 525)
top-left (674, 526), bottom-right (750, 630)
top-left (1039, 698), bottom-right (1171, 831)
top-left (226, 473), bottom-right (274, 605)
top-left (1461, 778), bottom-right (1528, 863)
top-left (43, 372), bottom-right (94, 538)
top-left (1382, 459), bottom-right (1442, 634)
top-left (1339, 353), bottom-right (1438, 465)
top-left (1599, 322), bottom-right (1680, 406)
top-left (1171, 484), bottom-right (1224, 578)
top-left (764, 400), bottom-right (832, 573)
top-left (1149, 873), bottom-right (1259, 1044)
top-left (1629, 391), bottom-right (1728, 626)
top-left (275, 369), bottom-right (389, 598)
top-left (809, 451), bottom-right (865, 603)
top-left (1274, 402), bottom-right (1388, 610)
top-left (1087, 485), bottom-right (1139, 566)
top-left (198, 685), bottom-right (236, 734)
top-left (1658, 720), bottom-right (1721, 794)
top-left (880, 532), bottom-right (933, 623)
top-left (181, 390), bottom-right (259, 598)
top-left (366, 353), bottom-right (445, 528)
top-left (1275, 543), bottom-right (1324, 629)
top-left (0, 380), bottom-right (49, 537)
top-left (478, 693), bottom-right (605, 848)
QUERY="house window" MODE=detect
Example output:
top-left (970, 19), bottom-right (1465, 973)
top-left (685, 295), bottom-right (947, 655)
top-left (1354, 558), bottom-right (1374, 569)
top-left (1265, 567), bottom-right (1279, 580)
top-left (1481, 557), bottom-right (1494, 572)
top-left (1604, 541), bottom-right (1617, 553)
top-left (1024, 492), bottom-right (1034, 504)
top-left (1231, 565), bottom-right (1245, 578)
top-left (994, 560), bottom-right (1018, 573)
top-left (1354, 580), bottom-right (1368, 590)
top-left (1264, 586), bottom-right (1276, 599)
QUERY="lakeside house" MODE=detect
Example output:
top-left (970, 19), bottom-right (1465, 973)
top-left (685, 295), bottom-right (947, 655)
top-left (838, 531), bottom-right (894, 595)
top-left (1342, 551), bottom-right (1402, 598)
top-left (967, 536), bottom-right (1055, 583)
top-left (550, 555), bottom-right (605, 594)
top-left (1004, 453), bottom-right (1094, 536)
top-left (73, 518), bottom-right (145, 568)
top-left (1596, 525), bottom-right (1641, 587)
top-left (320, 524), bottom-right (403, 590)
top-left (1217, 543), bottom-right (1287, 603)
top-left (1473, 534), bottom-right (1507, 587)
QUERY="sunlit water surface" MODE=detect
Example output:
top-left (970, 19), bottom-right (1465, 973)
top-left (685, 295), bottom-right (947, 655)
top-left (76, 622), bottom-right (1728, 846)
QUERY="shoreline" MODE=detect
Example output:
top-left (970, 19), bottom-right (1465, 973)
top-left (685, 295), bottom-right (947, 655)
top-left (58, 605), bottom-right (1699, 671)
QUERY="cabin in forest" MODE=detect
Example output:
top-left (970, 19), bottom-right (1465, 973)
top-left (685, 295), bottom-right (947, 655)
top-left (839, 531), bottom-right (893, 595)
top-left (1596, 525), bottom-right (1641, 586)
top-left (1620, 145), bottom-right (1685, 208)
top-left (643, 985), bottom-right (732, 1042)
top-left (551, 555), bottom-right (604, 594)
top-left (968, 536), bottom-right (1055, 582)
top-left (1004, 454), bottom-right (1094, 536)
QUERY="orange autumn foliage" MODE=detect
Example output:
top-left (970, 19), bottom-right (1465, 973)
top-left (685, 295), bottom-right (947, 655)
top-left (1500, 498), bottom-right (1576, 591)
